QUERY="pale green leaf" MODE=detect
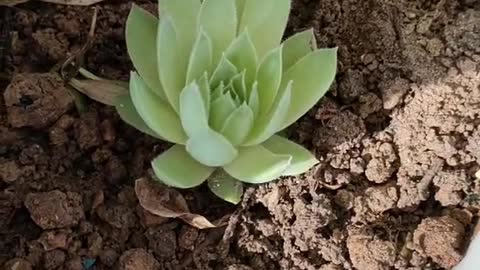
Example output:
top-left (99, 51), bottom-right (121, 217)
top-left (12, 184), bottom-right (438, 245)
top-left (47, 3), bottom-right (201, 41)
top-left (223, 145), bottom-right (291, 183)
top-left (186, 30), bottom-right (213, 84)
top-left (152, 145), bottom-right (214, 188)
top-left (230, 71), bottom-right (247, 100)
top-left (180, 82), bottom-right (209, 138)
top-left (186, 129), bottom-right (238, 167)
top-left (126, 5), bottom-right (166, 100)
top-left (282, 28), bottom-right (317, 71)
top-left (158, 0), bottom-right (200, 67)
top-left (198, 73), bottom-right (211, 114)
top-left (210, 55), bottom-right (238, 88)
top-left (157, 16), bottom-right (184, 112)
top-left (198, 0), bottom-right (237, 64)
top-left (235, 0), bottom-right (246, 30)
top-left (211, 81), bottom-right (225, 101)
top-left (237, 0), bottom-right (290, 58)
top-left (208, 170), bottom-right (243, 204)
top-left (247, 82), bottom-right (259, 116)
top-left (220, 103), bottom-right (254, 145)
top-left (262, 135), bottom-right (319, 175)
top-left (279, 48), bottom-right (338, 130)
top-left (114, 94), bottom-right (163, 140)
top-left (243, 81), bottom-right (292, 146)
top-left (210, 92), bottom-right (237, 131)
top-left (256, 46), bottom-right (283, 115)
top-left (130, 72), bottom-right (187, 144)
top-left (225, 31), bottom-right (257, 86)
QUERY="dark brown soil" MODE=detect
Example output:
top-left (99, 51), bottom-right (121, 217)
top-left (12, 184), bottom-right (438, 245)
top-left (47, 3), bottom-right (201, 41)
top-left (1, 0), bottom-right (479, 269)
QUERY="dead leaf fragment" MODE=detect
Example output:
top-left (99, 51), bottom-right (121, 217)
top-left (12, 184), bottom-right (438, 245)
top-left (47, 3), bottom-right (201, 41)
top-left (135, 178), bottom-right (223, 229)
top-left (68, 79), bottom-right (128, 106)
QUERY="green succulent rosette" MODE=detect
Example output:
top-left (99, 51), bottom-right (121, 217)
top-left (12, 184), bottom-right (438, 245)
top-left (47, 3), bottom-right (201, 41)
top-left (115, 0), bottom-right (337, 204)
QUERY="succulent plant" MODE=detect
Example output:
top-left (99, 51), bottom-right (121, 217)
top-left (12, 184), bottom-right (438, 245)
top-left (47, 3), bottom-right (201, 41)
top-left (116, 0), bottom-right (337, 204)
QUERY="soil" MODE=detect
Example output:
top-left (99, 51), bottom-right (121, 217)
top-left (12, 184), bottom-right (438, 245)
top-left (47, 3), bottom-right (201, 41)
top-left (0, 0), bottom-right (479, 269)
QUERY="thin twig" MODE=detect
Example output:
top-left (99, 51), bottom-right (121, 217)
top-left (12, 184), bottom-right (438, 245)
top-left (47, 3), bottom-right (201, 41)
top-left (59, 6), bottom-right (98, 81)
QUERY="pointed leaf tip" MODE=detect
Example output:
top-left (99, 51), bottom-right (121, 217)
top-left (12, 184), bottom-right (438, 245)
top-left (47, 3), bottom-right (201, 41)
top-left (151, 145), bottom-right (215, 189)
top-left (223, 145), bottom-right (291, 184)
top-left (262, 135), bottom-right (319, 176)
top-left (208, 171), bottom-right (243, 204)
top-left (280, 48), bottom-right (337, 130)
top-left (129, 72), bottom-right (187, 144)
top-left (186, 129), bottom-right (238, 167)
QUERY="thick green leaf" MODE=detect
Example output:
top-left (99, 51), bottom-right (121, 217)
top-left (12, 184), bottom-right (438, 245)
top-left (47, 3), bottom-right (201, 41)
top-left (279, 48), bottom-right (337, 130)
top-left (210, 56), bottom-right (238, 88)
top-left (208, 170), bottom-right (243, 204)
top-left (282, 29), bottom-right (317, 71)
top-left (126, 5), bottom-right (166, 100)
top-left (248, 82), bottom-right (259, 116)
top-left (158, 0), bottom-right (200, 67)
top-left (230, 71), bottom-right (247, 100)
top-left (179, 82), bottom-right (209, 138)
top-left (256, 46), bottom-right (282, 115)
top-left (262, 135), bottom-right (319, 175)
top-left (186, 30), bottom-right (213, 84)
top-left (210, 92), bottom-right (237, 131)
top-left (152, 145), bottom-right (214, 188)
top-left (198, 0), bottom-right (237, 64)
top-left (157, 16), bottom-right (184, 112)
top-left (223, 145), bottom-right (291, 183)
top-left (220, 103), bottom-right (254, 145)
top-left (114, 94), bottom-right (163, 139)
top-left (225, 31), bottom-right (257, 86)
top-left (186, 129), bottom-right (238, 167)
top-left (198, 73), bottom-right (211, 114)
top-left (243, 81), bottom-right (292, 146)
top-left (211, 81), bottom-right (224, 101)
top-left (237, 0), bottom-right (290, 58)
top-left (129, 72), bottom-right (187, 144)
top-left (235, 0), bottom-right (246, 28)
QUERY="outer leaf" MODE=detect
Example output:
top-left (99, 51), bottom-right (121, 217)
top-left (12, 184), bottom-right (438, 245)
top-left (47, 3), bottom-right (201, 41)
top-left (262, 135), bottom-right (319, 175)
top-left (180, 82), bottom-right (209, 138)
top-left (158, 0), bottom-right (200, 66)
top-left (279, 48), bottom-right (338, 130)
top-left (186, 30), bottom-right (213, 84)
top-left (220, 103), bottom-right (254, 145)
top-left (152, 145), bottom-right (214, 188)
top-left (126, 5), bottom-right (166, 100)
top-left (130, 72), bottom-right (187, 144)
top-left (248, 82), bottom-right (259, 116)
top-left (282, 29), bottom-right (317, 71)
top-left (198, 0), bottom-right (237, 64)
top-left (237, 0), bottom-right (290, 58)
top-left (225, 31), bottom-right (257, 86)
top-left (243, 81), bottom-right (292, 146)
top-left (114, 94), bottom-right (163, 139)
top-left (157, 16), bottom-right (184, 112)
top-left (223, 145), bottom-right (291, 183)
top-left (256, 46), bottom-right (282, 115)
top-left (208, 170), bottom-right (243, 204)
top-left (210, 55), bottom-right (238, 88)
top-left (210, 92), bottom-right (237, 131)
top-left (186, 129), bottom-right (238, 167)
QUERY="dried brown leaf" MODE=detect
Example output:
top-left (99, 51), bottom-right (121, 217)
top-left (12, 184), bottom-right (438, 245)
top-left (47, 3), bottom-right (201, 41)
top-left (68, 78), bottom-right (128, 106)
top-left (135, 178), bottom-right (220, 229)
